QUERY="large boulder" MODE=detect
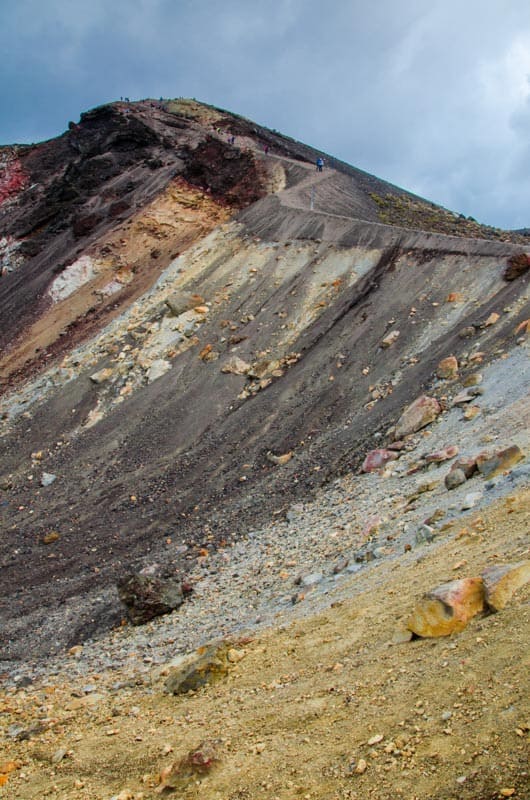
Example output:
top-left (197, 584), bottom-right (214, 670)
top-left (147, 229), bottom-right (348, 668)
top-left (117, 573), bottom-right (184, 625)
top-left (394, 395), bottom-right (441, 440)
top-left (407, 577), bottom-right (484, 637)
top-left (482, 561), bottom-right (530, 611)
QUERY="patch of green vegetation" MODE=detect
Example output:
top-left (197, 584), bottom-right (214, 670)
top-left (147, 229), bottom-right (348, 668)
top-left (368, 192), bottom-right (523, 242)
top-left (164, 98), bottom-right (223, 125)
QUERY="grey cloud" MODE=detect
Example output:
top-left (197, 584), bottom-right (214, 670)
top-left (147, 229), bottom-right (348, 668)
top-left (1, 0), bottom-right (530, 227)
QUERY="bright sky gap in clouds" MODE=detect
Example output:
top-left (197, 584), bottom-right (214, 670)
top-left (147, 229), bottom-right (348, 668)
top-left (1, 0), bottom-right (529, 229)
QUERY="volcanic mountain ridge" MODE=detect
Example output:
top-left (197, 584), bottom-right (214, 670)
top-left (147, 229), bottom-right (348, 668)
top-left (0, 97), bottom-right (528, 660)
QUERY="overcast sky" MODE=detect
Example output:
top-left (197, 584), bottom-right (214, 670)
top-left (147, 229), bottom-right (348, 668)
top-left (1, 0), bottom-right (529, 229)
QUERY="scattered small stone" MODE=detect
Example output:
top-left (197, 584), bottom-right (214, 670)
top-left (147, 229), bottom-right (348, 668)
top-left (221, 356), bottom-right (251, 375)
top-left (298, 572), bottom-right (324, 588)
top-left (452, 391), bottom-right (474, 406)
top-left (415, 523), bottom-right (435, 544)
top-left (354, 758), bottom-right (367, 774)
top-left (381, 330), bottom-right (400, 348)
top-left (483, 312), bottom-right (500, 327)
top-left (463, 404), bottom-right (481, 420)
top-left (266, 451), bottom-right (293, 465)
top-left (445, 469), bottom-right (467, 490)
top-left (461, 491), bottom-right (483, 510)
top-left (165, 642), bottom-right (232, 694)
top-left (452, 455), bottom-right (478, 479)
top-left (158, 740), bottom-right (220, 791)
top-left (42, 531), bottom-right (60, 544)
top-left (436, 356), bottom-right (458, 379)
top-left (459, 326), bottom-right (476, 339)
top-left (425, 445), bottom-right (459, 463)
top-left (462, 372), bottom-right (482, 387)
top-left (40, 472), bottom-right (57, 487)
top-left (51, 748), bottom-right (67, 765)
top-left (165, 291), bottom-right (204, 316)
top-left (391, 628), bottom-right (413, 644)
top-left (147, 359), bottom-right (171, 383)
top-left (89, 367), bottom-right (114, 384)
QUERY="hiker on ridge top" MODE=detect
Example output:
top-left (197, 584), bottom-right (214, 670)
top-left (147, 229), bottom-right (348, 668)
top-left (316, 157), bottom-right (324, 172)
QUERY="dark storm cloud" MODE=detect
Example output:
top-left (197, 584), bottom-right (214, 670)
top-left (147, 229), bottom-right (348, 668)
top-left (1, 0), bottom-right (529, 228)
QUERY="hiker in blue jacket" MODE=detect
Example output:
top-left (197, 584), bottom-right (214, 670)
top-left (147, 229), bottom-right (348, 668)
top-left (316, 157), bottom-right (324, 172)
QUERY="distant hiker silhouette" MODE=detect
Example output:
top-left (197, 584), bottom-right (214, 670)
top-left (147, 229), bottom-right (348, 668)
top-left (316, 157), bottom-right (324, 172)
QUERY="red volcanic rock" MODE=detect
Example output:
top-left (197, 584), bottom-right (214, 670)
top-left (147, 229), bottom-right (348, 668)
top-left (0, 154), bottom-right (28, 206)
top-left (425, 445), bottom-right (459, 463)
top-left (362, 448), bottom-right (399, 473)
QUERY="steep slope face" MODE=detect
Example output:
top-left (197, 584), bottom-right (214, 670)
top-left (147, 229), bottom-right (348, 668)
top-left (0, 100), bottom-right (267, 383)
top-left (0, 100), bottom-right (529, 661)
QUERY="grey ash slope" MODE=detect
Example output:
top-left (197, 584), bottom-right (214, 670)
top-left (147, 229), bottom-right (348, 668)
top-left (0, 98), bottom-right (528, 664)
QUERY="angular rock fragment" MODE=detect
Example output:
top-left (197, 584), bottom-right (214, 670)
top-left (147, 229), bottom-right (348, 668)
top-left (462, 372), bottom-right (482, 387)
top-left (266, 450), bottom-right (293, 465)
top-left (444, 468), bottom-right (467, 490)
top-left (482, 561), bottom-right (530, 611)
top-left (248, 359), bottom-right (280, 379)
top-left (476, 445), bottom-right (524, 478)
top-left (407, 577), bottom-right (485, 637)
top-left (394, 395), bottom-right (441, 440)
top-left (40, 472), bottom-right (57, 487)
top-left (381, 330), bottom-right (400, 348)
top-left (117, 573), bottom-right (184, 625)
top-left (89, 367), bottom-right (114, 384)
top-left (425, 445), bottom-right (459, 463)
top-left (452, 456), bottom-right (478, 479)
top-left (452, 391), bottom-right (474, 406)
top-left (459, 326), bottom-right (476, 339)
top-left (221, 356), bottom-right (251, 375)
top-left (483, 312), bottom-right (499, 327)
top-left (436, 356), bottom-right (458, 379)
top-left (147, 359), bottom-right (172, 383)
top-left (362, 448), bottom-right (398, 473)
top-left (463, 404), bottom-right (481, 420)
top-left (165, 291), bottom-right (205, 316)
top-left (165, 641), bottom-right (232, 694)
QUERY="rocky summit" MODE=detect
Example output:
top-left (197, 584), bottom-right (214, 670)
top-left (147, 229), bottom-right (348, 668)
top-left (0, 99), bottom-right (529, 800)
